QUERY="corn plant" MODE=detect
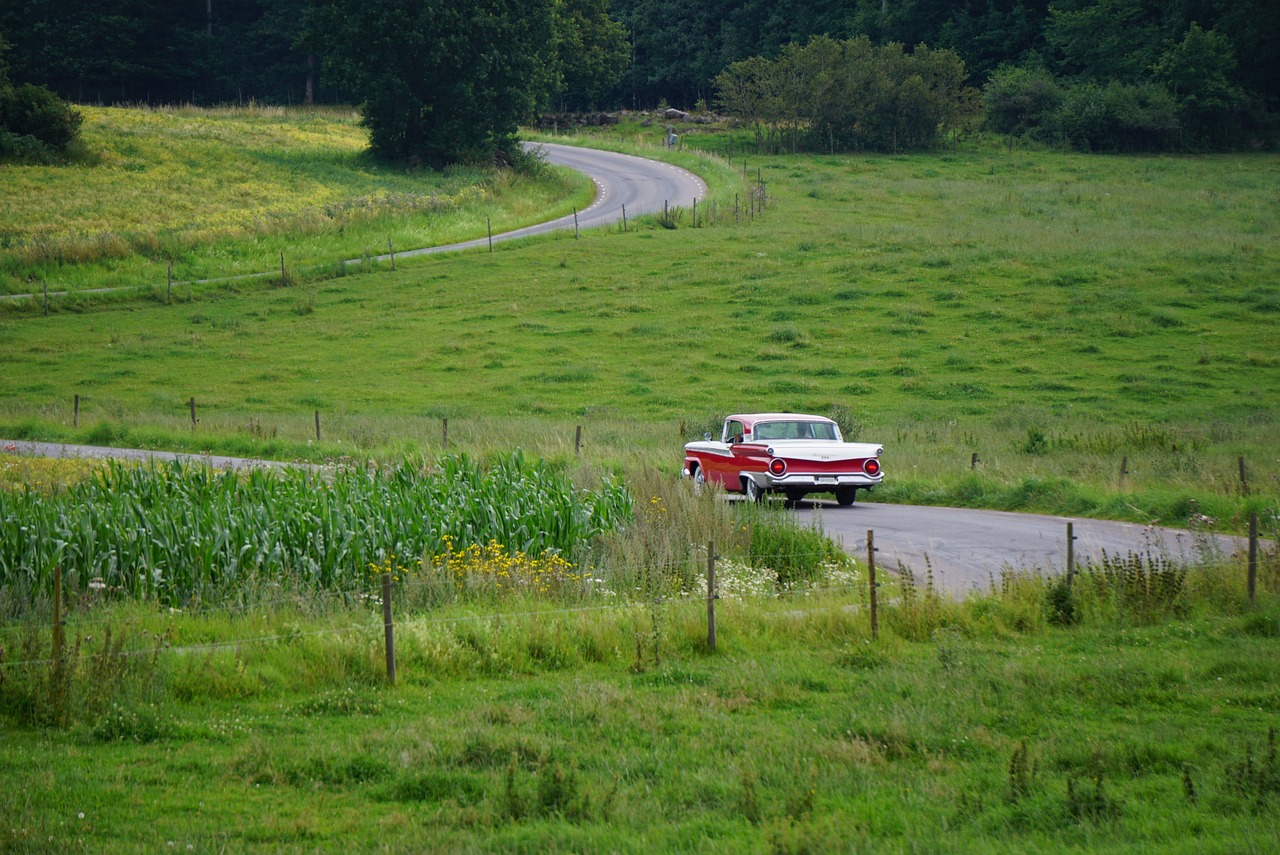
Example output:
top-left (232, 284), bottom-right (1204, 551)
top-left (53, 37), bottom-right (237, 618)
top-left (0, 453), bottom-right (632, 607)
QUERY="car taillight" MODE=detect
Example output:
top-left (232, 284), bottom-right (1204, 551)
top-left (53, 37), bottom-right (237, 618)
top-left (768, 458), bottom-right (787, 476)
top-left (864, 459), bottom-right (881, 476)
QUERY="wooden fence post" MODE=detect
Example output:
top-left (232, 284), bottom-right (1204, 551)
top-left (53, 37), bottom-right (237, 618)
top-left (189, 397), bottom-right (197, 429)
top-left (443, 418), bottom-right (449, 449)
top-left (867, 529), bottom-right (878, 641)
top-left (382, 572), bottom-right (396, 687)
top-left (692, 197), bottom-right (697, 228)
top-left (574, 425), bottom-right (583, 455)
top-left (1119, 455), bottom-right (1128, 488)
top-left (389, 239), bottom-right (395, 271)
top-left (1239, 456), bottom-right (1249, 495)
top-left (970, 452), bottom-right (979, 469)
top-left (706, 540), bottom-right (717, 652)
top-left (487, 217), bottom-right (493, 252)
top-left (73, 394), bottom-right (79, 429)
top-left (314, 410), bottom-right (321, 441)
top-left (1066, 522), bottom-right (1076, 587)
top-left (280, 252), bottom-right (286, 285)
top-left (621, 204), bottom-right (627, 233)
top-left (573, 208), bottom-right (579, 239)
top-left (1248, 511), bottom-right (1258, 603)
top-left (52, 567), bottom-right (66, 723)
top-left (52, 568), bottom-right (65, 665)
top-left (43, 281), bottom-right (49, 316)
top-left (167, 261), bottom-right (173, 304)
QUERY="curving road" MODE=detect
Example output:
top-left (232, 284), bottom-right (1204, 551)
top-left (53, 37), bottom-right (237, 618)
top-left (388, 142), bottom-right (706, 260)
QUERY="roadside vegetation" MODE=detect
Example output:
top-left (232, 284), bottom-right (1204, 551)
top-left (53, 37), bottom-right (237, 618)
top-left (0, 104), bottom-right (592, 296)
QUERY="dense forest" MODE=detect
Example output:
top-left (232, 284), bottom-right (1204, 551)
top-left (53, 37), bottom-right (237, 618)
top-left (1, 0), bottom-right (1277, 152)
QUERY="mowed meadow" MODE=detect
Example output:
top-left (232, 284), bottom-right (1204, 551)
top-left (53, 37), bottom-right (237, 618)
top-left (1, 108), bottom-right (1279, 852)
top-left (1, 110), bottom-right (1278, 528)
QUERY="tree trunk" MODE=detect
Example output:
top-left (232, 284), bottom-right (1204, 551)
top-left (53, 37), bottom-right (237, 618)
top-left (305, 53), bottom-right (315, 105)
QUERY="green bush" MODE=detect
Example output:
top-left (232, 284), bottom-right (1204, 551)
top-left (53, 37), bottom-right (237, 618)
top-left (0, 82), bottom-right (82, 156)
top-left (983, 64), bottom-right (1064, 139)
top-left (745, 506), bottom-right (849, 587)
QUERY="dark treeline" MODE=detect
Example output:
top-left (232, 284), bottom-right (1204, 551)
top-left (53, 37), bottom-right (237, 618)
top-left (0, 0), bottom-right (331, 105)
top-left (2, 0), bottom-right (1277, 152)
top-left (611, 0), bottom-right (1278, 113)
top-left (0, 0), bottom-right (627, 111)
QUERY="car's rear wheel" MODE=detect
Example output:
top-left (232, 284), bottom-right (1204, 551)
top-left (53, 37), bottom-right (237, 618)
top-left (744, 477), bottom-right (763, 503)
top-left (835, 487), bottom-right (858, 507)
top-left (784, 489), bottom-right (806, 508)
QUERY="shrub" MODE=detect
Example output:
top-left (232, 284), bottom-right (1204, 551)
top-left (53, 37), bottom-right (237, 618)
top-left (984, 64), bottom-right (1064, 140)
top-left (1048, 80), bottom-right (1179, 152)
top-left (1045, 576), bottom-right (1079, 626)
top-left (0, 82), bottom-right (82, 154)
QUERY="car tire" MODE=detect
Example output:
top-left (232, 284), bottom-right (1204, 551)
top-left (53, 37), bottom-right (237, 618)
top-left (744, 477), bottom-right (763, 503)
top-left (835, 487), bottom-right (857, 507)
top-left (784, 489), bottom-right (806, 508)
top-left (692, 466), bottom-right (706, 494)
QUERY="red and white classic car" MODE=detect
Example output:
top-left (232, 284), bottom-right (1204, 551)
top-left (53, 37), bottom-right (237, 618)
top-left (683, 413), bottom-right (883, 505)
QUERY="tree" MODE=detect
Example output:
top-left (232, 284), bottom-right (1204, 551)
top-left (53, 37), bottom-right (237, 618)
top-left (1044, 0), bottom-right (1164, 83)
top-left (1154, 23), bottom-right (1244, 146)
top-left (983, 62), bottom-right (1063, 140)
top-left (715, 35), bottom-right (978, 154)
top-left (551, 0), bottom-right (629, 111)
top-left (309, 0), bottom-right (556, 167)
top-left (0, 28), bottom-right (84, 161)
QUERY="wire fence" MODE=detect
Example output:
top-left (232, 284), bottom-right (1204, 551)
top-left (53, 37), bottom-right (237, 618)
top-left (1, 517), bottom-right (1271, 681)
top-left (0, 546), bottom-right (864, 671)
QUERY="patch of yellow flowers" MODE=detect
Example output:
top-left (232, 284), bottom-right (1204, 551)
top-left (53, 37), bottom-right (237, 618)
top-left (368, 535), bottom-right (581, 597)
top-left (0, 454), bottom-right (102, 494)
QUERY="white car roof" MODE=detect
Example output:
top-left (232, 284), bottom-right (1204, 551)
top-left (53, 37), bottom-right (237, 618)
top-left (726, 413), bottom-right (837, 423)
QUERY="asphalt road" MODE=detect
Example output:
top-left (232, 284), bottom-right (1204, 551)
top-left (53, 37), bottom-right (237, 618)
top-left (391, 142), bottom-right (707, 260)
top-left (793, 498), bottom-right (1253, 595)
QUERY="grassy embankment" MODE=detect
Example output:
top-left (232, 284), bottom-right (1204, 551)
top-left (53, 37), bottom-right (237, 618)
top-left (0, 108), bottom-right (1277, 531)
top-left (0, 104), bottom-right (594, 296)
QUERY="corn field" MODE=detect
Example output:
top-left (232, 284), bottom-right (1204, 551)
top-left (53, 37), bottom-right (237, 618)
top-left (0, 453), bottom-right (633, 604)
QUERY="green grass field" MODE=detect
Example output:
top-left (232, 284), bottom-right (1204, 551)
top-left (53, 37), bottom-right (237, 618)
top-left (2, 109), bottom-right (1279, 850)
top-left (1, 110), bottom-right (1277, 529)
top-left (2, 566), bottom-right (1278, 852)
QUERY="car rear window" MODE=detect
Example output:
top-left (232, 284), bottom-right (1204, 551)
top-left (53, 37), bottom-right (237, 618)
top-left (754, 421), bottom-right (837, 440)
